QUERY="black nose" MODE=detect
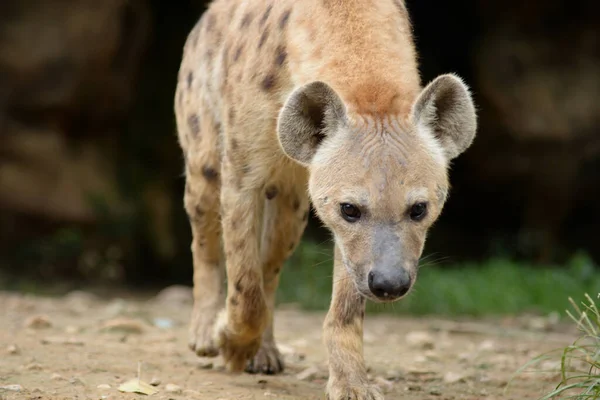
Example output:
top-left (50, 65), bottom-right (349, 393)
top-left (368, 269), bottom-right (411, 299)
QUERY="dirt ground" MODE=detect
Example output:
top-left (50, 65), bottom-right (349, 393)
top-left (0, 286), bottom-right (578, 400)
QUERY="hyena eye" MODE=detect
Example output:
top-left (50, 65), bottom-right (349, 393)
top-left (340, 203), bottom-right (361, 222)
top-left (409, 202), bottom-right (428, 221)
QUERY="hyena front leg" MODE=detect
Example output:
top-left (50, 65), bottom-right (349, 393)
top-left (178, 93), bottom-right (224, 358)
top-left (185, 175), bottom-right (223, 357)
top-left (245, 182), bottom-right (310, 375)
top-left (324, 246), bottom-right (384, 400)
top-left (214, 170), bottom-right (269, 372)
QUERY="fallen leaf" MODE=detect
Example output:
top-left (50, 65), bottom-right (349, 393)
top-left (118, 378), bottom-right (159, 395)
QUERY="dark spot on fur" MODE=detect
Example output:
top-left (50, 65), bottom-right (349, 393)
top-left (275, 45), bottom-right (287, 66)
top-left (279, 9), bottom-right (291, 29)
top-left (302, 210), bottom-right (309, 221)
top-left (274, 267), bottom-right (281, 275)
top-left (229, 108), bottom-right (236, 125)
top-left (214, 121), bottom-right (222, 133)
top-left (235, 241), bottom-right (244, 251)
top-left (265, 185), bottom-right (278, 200)
top-left (233, 45), bottom-right (243, 62)
top-left (258, 30), bottom-right (269, 49)
top-left (185, 182), bottom-right (192, 195)
top-left (187, 72), bottom-right (193, 88)
top-left (205, 49), bottom-right (214, 60)
top-left (242, 165), bottom-right (251, 175)
top-left (235, 279), bottom-right (243, 292)
top-left (261, 73), bottom-right (276, 91)
top-left (206, 14), bottom-right (216, 32)
top-left (230, 296), bottom-right (239, 306)
top-left (231, 138), bottom-right (239, 150)
top-left (288, 242), bottom-right (295, 251)
top-left (293, 197), bottom-right (300, 211)
top-left (195, 205), bottom-right (205, 218)
top-left (188, 114), bottom-right (200, 137)
top-left (260, 5), bottom-right (272, 26)
top-left (360, 309), bottom-right (365, 319)
top-left (202, 165), bottom-right (219, 181)
top-left (240, 12), bottom-right (252, 28)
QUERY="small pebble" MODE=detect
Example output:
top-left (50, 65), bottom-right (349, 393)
top-left (150, 377), bottom-right (161, 386)
top-left (65, 325), bottom-right (81, 334)
top-left (197, 361), bottom-right (213, 369)
top-left (97, 384), bottom-right (111, 390)
top-left (478, 339), bottom-right (496, 352)
top-left (443, 371), bottom-right (468, 384)
top-left (429, 387), bottom-right (442, 396)
top-left (6, 344), bottom-right (19, 355)
top-left (405, 331), bottom-right (435, 350)
top-left (24, 315), bottom-right (52, 329)
top-left (0, 384), bottom-right (22, 391)
top-left (153, 317), bottom-right (175, 329)
top-left (69, 377), bottom-right (86, 386)
top-left (25, 362), bottom-right (43, 371)
top-left (384, 370), bottom-right (404, 381)
top-left (50, 373), bottom-right (64, 381)
top-left (165, 383), bottom-right (182, 393)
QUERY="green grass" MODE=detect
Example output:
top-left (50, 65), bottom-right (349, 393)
top-left (277, 240), bottom-right (600, 317)
top-left (514, 293), bottom-right (600, 399)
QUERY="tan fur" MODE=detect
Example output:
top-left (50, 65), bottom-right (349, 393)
top-left (174, 0), bottom-right (477, 398)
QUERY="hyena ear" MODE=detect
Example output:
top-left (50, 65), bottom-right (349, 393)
top-left (277, 81), bottom-right (346, 165)
top-left (411, 74), bottom-right (477, 161)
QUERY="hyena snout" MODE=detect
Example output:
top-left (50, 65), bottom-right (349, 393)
top-left (367, 265), bottom-right (411, 300)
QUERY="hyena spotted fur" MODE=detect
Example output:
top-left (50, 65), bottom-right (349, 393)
top-left (174, 0), bottom-right (477, 398)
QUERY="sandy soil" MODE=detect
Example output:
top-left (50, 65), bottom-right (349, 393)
top-left (0, 286), bottom-right (577, 400)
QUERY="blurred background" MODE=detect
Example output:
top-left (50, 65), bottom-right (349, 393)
top-left (1, 0), bottom-right (599, 315)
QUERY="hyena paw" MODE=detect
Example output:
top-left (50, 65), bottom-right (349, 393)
top-left (245, 341), bottom-right (284, 375)
top-left (213, 310), bottom-right (262, 372)
top-left (326, 379), bottom-right (385, 400)
top-left (188, 304), bottom-right (220, 357)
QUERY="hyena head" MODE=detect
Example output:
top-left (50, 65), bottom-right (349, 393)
top-left (277, 74), bottom-right (477, 302)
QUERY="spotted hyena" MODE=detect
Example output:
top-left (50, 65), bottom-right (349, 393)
top-left (174, 0), bottom-right (477, 398)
